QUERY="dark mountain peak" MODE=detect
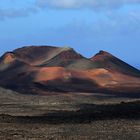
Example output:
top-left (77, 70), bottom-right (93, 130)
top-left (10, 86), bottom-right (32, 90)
top-left (14, 45), bottom-right (58, 52)
top-left (12, 45), bottom-right (83, 66)
top-left (98, 50), bottom-right (107, 54)
top-left (13, 45), bottom-right (58, 61)
top-left (91, 50), bottom-right (113, 61)
top-left (98, 50), bottom-right (111, 55)
top-left (90, 50), bottom-right (140, 77)
top-left (53, 47), bottom-right (83, 60)
top-left (13, 45), bottom-right (74, 55)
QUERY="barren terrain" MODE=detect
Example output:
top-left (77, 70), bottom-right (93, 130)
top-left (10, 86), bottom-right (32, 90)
top-left (0, 88), bottom-right (140, 140)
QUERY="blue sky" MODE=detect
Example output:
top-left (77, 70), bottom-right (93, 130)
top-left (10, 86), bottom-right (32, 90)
top-left (0, 0), bottom-right (140, 68)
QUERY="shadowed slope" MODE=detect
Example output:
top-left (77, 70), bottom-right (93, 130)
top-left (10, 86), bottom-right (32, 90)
top-left (91, 50), bottom-right (140, 77)
top-left (13, 46), bottom-right (85, 68)
top-left (13, 46), bottom-right (59, 65)
top-left (13, 46), bottom-right (101, 70)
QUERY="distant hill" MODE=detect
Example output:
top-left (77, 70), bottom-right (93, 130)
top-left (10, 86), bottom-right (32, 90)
top-left (0, 45), bottom-right (140, 95)
top-left (90, 50), bottom-right (140, 77)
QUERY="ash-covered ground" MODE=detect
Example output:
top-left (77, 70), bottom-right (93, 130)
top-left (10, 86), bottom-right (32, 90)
top-left (0, 87), bottom-right (140, 140)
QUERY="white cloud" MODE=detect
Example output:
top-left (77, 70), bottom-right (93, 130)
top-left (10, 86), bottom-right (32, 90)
top-left (1, 0), bottom-right (140, 20)
top-left (36, 0), bottom-right (140, 10)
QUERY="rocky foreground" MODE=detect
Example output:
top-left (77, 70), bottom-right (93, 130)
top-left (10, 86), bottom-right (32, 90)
top-left (0, 119), bottom-right (140, 140)
top-left (0, 87), bottom-right (140, 140)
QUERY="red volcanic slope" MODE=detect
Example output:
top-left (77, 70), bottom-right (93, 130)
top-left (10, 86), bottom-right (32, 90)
top-left (0, 45), bottom-right (140, 95)
top-left (13, 46), bottom-right (83, 66)
top-left (91, 50), bottom-right (140, 77)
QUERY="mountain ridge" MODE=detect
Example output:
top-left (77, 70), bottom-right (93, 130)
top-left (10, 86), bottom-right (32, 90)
top-left (0, 45), bottom-right (140, 95)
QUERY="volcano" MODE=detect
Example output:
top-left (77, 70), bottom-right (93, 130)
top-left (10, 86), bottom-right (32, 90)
top-left (0, 45), bottom-right (140, 96)
top-left (91, 50), bottom-right (140, 77)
